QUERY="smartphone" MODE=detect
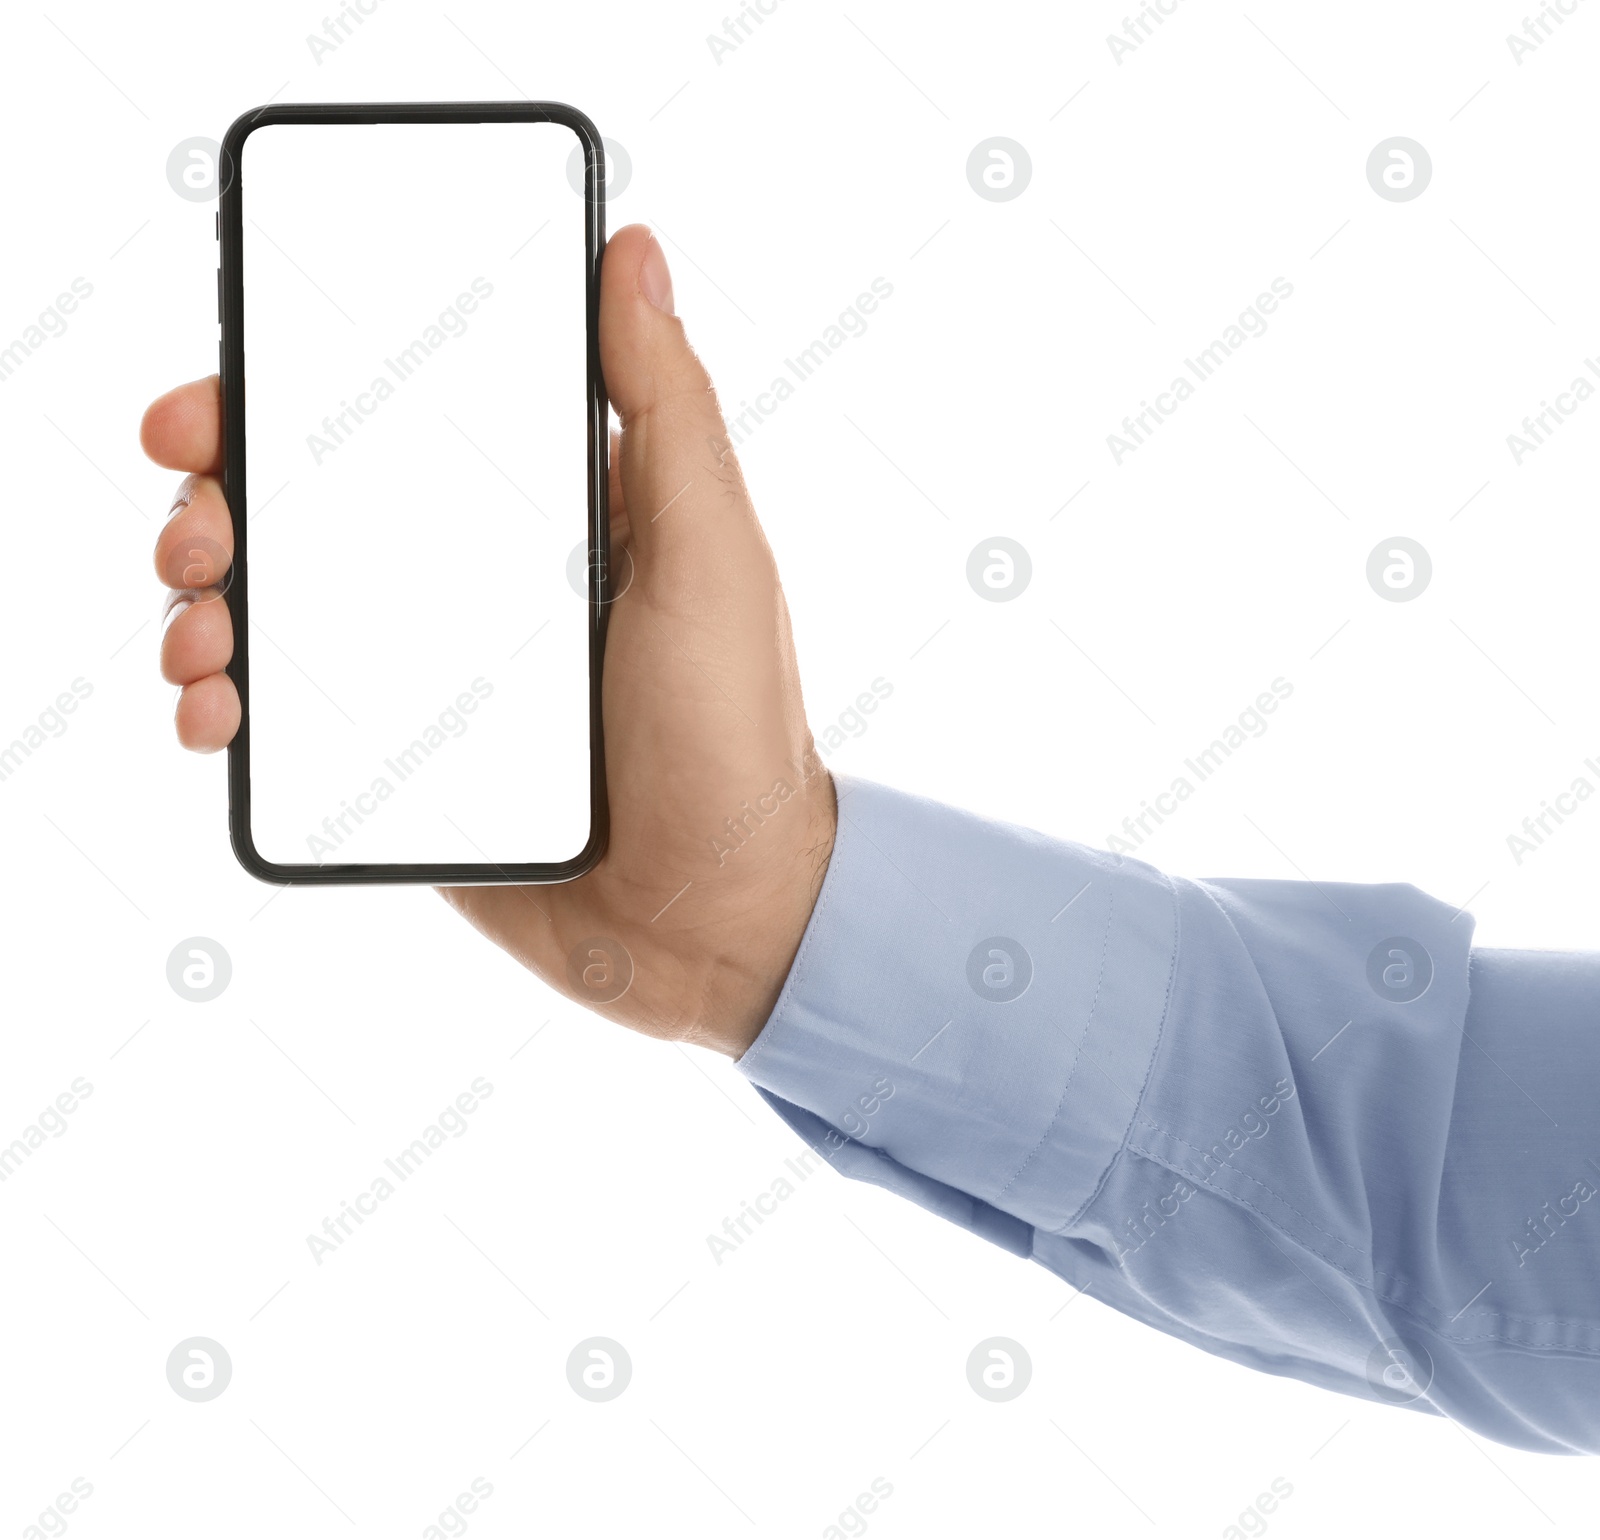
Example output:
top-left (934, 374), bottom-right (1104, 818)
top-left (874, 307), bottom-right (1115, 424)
top-left (217, 102), bottom-right (608, 885)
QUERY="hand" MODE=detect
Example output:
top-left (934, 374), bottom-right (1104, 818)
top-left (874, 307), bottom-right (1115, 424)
top-left (142, 224), bottom-right (836, 1058)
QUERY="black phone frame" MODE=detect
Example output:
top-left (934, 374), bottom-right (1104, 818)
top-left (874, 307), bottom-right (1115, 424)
top-left (218, 100), bottom-right (609, 887)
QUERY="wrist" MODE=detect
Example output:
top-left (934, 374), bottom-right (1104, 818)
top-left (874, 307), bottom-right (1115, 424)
top-left (700, 774), bottom-right (837, 1057)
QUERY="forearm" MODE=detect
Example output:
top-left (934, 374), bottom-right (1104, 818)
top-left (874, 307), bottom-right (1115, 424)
top-left (737, 776), bottom-right (1600, 1455)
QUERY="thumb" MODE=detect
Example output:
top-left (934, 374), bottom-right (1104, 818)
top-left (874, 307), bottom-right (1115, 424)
top-left (598, 225), bottom-right (765, 574)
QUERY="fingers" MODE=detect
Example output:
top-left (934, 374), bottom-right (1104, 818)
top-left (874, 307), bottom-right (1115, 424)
top-left (155, 467), bottom-right (236, 753)
top-left (173, 672), bottom-right (239, 753)
top-left (598, 226), bottom-right (767, 579)
top-left (161, 594), bottom-right (232, 685)
top-left (154, 476), bottom-right (232, 589)
top-left (141, 375), bottom-right (223, 474)
top-left (606, 427), bottom-right (631, 555)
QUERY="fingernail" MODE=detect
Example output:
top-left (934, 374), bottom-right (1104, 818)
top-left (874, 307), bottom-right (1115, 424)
top-left (639, 234), bottom-right (675, 316)
top-left (163, 596), bottom-right (193, 634)
top-left (168, 474), bottom-right (197, 519)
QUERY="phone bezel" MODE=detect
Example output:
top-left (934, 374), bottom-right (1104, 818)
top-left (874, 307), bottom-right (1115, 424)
top-left (218, 101), bottom-right (609, 886)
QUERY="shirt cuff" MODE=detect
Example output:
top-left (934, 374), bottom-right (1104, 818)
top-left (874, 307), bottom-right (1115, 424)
top-left (735, 775), bottom-right (1182, 1234)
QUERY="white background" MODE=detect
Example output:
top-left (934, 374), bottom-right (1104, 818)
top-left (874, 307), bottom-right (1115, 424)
top-left (2, 1), bottom-right (1598, 1535)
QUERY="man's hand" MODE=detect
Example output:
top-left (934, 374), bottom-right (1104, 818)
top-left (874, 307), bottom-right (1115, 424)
top-left (142, 224), bottom-right (836, 1058)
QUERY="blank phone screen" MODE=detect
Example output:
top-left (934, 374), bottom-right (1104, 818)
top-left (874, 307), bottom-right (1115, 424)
top-left (233, 116), bottom-right (596, 875)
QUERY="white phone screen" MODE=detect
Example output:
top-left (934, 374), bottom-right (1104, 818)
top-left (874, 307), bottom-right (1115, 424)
top-left (234, 117), bottom-right (596, 875)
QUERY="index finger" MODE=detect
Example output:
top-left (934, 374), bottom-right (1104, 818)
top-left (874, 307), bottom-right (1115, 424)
top-left (140, 375), bottom-right (222, 474)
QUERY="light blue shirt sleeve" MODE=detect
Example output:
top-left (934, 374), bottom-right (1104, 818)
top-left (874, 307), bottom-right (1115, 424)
top-left (736, 776), bottom-right (1600, 1455)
